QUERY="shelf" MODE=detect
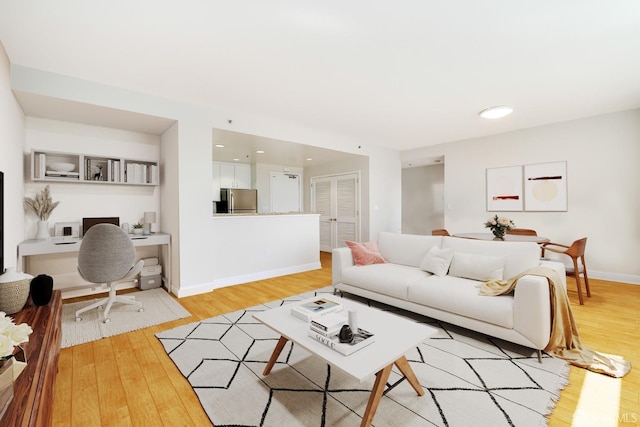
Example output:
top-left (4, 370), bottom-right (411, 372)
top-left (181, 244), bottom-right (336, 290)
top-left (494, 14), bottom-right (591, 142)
top-left (31, 149), bottom-right (158, 186)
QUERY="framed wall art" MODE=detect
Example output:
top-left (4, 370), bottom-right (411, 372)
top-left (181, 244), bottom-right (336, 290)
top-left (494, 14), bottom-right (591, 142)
top-left (524, 161), bottom-right (568, 211)
top-left (486, 165), bottom-right (523, 211)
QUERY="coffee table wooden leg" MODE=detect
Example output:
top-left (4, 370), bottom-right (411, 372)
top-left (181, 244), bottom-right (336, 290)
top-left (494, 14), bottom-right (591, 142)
top-left (263, 336), bottom-right (288, 375)
top-left (360, 363), bottom-right (393, 427)
top-left (394, 356), bottom-right (424, 396)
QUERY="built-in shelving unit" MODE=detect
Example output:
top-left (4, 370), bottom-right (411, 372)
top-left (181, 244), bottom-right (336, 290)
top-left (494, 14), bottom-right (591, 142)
top-left (31, 149), bottom-right (159, 186)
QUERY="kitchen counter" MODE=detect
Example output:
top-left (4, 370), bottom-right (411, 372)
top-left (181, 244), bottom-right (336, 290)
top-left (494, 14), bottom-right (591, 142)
top-left (213, 212), bottom-right (319, 217)
top-left (208, 213), bottom-right (321, 291)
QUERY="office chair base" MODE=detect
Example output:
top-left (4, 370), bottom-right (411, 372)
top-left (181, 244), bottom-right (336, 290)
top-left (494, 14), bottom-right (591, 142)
top-left (75, 283), bottom-right (143, 323)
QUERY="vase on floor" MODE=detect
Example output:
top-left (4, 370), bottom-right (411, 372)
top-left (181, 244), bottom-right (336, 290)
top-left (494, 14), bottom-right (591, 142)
top-left (35, 220), bottom-right (50, 240)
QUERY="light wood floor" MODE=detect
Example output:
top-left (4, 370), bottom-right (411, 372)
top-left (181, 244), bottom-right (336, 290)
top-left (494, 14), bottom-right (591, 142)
top-left (53, 252), bottom-right (639, 426)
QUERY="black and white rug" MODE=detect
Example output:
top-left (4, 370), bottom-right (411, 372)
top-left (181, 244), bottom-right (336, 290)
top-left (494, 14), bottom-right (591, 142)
top-left (156, 287), bottom-right (569, 426)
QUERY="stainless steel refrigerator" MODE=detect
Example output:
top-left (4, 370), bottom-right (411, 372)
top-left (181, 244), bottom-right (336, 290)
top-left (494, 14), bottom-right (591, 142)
top-left (218, 188), bottom-right (258, 214)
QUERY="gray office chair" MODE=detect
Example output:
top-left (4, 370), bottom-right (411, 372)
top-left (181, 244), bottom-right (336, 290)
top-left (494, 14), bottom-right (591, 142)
top-left (75, 223), bottom-right (144, 323)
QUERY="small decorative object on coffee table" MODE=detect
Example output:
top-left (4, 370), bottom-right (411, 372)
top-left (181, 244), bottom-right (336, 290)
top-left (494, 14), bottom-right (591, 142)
top-left (484, 214), bottom-right (515, 240)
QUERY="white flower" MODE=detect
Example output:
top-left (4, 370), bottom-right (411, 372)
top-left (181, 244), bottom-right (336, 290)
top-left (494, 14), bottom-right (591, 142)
top-left (8, 323), bottom-right (33, 346)
top-left (0, 312), bottom-right (32, 358)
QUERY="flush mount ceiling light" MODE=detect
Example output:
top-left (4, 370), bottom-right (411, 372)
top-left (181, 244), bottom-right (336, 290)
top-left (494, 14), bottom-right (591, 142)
top-left (479, 105), bottom-right (514, 119)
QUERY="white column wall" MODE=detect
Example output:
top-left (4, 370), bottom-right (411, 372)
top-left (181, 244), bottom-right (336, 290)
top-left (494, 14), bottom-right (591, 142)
top-left (0, 42), bottom-right (25, 272)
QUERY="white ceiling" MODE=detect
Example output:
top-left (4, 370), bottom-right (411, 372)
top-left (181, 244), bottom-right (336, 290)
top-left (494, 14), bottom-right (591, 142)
top-left (2, 1), bottom-right (640, 155)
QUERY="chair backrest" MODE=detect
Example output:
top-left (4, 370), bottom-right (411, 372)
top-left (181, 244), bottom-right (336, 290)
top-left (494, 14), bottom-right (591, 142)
top-left (507, 228), bottom-right (538, 236)
top-left (431, 228), bottom-right (450, 236)
top-left (567, 237), bottom-right (587, 258)
top-left (78, 223), bottom-right (136, 283)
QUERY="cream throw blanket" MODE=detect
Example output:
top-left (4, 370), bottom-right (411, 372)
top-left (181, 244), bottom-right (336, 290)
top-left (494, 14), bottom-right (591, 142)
top-left (479, 267), bottom-right (631, 378)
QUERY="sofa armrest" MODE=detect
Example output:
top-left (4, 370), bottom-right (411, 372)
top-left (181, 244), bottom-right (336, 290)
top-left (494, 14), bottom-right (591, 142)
top-left (512, 274), bottom-right (552, 350)
top-left (332, 247), bottom-right (354, 285)
top-left (539, 259), bottom-right (567, 288)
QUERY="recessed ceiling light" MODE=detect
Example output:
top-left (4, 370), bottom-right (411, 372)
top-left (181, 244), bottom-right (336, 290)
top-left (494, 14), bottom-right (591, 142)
top-left (215, 144), bottom-right (224, 148)
top-left (306, 158), bottom-right (313, 161)
top-left (256, 150), bottom-right (265, 154)
top-left (479, 105), bottom-right (513, 119)
top-left (233, 158), bottom-right (240, 161)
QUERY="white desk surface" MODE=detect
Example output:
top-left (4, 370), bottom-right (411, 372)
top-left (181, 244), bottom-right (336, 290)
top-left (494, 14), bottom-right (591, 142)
top-left (253, 296), bottom-right (437, 382)
top-left (18, 232), bottom-right (172, 293)
top-left (18, 232), bottom-right (170, 256)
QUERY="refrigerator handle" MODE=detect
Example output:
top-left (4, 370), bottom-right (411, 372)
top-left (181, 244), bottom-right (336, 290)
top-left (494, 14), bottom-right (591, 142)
top-left (230, 193), bottom-right (234, 213)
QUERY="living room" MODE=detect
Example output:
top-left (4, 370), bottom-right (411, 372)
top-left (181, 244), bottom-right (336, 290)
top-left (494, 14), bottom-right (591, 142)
top-left (1, 2), bottom-right (639, 426)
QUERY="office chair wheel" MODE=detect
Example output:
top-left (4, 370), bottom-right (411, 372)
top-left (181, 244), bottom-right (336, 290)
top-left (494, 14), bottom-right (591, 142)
top-left (103, 317), bottom-right (111, 324)
top-left (139, 308), bottom-right (144, 313)
top-left (75, 316), bottom-right (82, 322)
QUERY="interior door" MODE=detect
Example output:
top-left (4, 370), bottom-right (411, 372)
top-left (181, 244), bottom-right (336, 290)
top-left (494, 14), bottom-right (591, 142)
top-left (270, 172), bottom-right (301, 212)
top-left (312, 173), bottom-right (359, 252)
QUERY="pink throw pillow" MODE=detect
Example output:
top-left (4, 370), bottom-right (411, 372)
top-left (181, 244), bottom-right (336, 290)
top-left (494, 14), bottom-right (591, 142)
top-left (346, 241), bottom-right (386, 266)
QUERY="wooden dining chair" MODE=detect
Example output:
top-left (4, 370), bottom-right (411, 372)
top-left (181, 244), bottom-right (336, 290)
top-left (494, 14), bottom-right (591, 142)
top-left (431, 229), bottom-right (450, 236)
top-left (507, 228), bottom-right (538, 236)
top-left (541, 237), bottom-right (590, 305)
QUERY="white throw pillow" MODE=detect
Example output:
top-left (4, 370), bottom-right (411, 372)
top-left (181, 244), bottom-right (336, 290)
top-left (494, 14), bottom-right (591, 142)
top-left (419, 246), bottom-right (455, 276)
top-left (449, 252), bottom-right (506, 281)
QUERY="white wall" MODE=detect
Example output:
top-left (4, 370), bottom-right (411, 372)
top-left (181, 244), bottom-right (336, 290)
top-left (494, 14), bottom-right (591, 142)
top-left (0, 42), bottom-right (25, 272)
top-left (401, 110), bottom-right (640, 283)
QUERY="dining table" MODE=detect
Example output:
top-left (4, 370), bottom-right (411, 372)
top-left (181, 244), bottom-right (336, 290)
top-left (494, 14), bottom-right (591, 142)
top-left (452, 232), bottom-right (550, 244)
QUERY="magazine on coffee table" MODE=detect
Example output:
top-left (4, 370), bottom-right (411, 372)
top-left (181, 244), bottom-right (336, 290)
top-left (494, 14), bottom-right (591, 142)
top-left (290, 297), bottom-right (343, 321)
top-left (308, 327), bottom-right (375, 356)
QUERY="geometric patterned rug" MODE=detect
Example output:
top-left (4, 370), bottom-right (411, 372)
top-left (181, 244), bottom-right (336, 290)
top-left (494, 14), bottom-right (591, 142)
top-left (156, 286), bottom-right (569, 426)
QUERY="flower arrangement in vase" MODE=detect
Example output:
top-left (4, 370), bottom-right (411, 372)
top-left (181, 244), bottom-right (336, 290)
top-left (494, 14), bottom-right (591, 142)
top-left (484, 215), bottom-right (515, 240)
top-left (23, 185), bottom-right (59, 240)
top-left (0, 311), bottom-right (32, 362)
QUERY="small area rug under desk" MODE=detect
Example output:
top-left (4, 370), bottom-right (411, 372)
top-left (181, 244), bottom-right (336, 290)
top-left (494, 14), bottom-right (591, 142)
top-left (61, 288), bottom-right (191, 348)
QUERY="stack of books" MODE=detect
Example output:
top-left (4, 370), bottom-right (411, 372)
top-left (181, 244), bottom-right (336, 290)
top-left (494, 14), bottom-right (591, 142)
top-left (307, 313), bottom-right (375, 356)
top-left (290, 297), bottom-right (344, 322)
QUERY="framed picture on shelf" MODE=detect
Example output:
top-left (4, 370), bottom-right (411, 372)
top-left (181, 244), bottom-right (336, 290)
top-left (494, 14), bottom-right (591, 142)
top-left (486, 165), bottom-right (523, 211)
top-left (524, 161), bottom-right (568, 211)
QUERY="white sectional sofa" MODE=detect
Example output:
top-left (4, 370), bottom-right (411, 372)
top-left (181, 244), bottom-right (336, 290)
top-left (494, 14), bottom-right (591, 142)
top-left (332, 232), bottom-right (566, 356)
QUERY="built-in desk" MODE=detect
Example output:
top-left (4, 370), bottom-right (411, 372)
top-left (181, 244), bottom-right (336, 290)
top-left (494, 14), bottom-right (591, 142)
top-left (17, 233), bottom-right (172, 295)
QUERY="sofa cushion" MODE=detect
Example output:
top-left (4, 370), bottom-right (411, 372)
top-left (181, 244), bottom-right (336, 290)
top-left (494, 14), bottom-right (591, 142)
top-left (449, 252), bottom-right (505, 281)
top-left (340, 263), bottom-right (430, 300)
top-left (408, 276), bottom-right (514, 328)
top-left (346, 241), bottom-right (386, 265)
top-left (442, 237), bottom-right (541, 279)
top-left (419, 246), bottom-right (455, 276)
top-left (377, 232), bottom-right (443, 268)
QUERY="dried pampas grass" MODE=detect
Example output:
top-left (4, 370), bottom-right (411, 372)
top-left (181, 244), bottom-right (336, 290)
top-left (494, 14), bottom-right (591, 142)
top-left (24, 185), bottom-right (59, 221)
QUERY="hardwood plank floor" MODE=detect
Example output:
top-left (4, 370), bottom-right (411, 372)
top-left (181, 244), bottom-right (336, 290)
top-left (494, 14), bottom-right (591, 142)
top-left (53, 252), bottom-right (639, 426)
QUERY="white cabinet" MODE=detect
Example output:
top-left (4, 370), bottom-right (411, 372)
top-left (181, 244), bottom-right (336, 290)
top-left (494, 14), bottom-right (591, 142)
top-left (213, 161), bottom-right (252, 191)
top-left (31, 149), bottom-right (159, 186)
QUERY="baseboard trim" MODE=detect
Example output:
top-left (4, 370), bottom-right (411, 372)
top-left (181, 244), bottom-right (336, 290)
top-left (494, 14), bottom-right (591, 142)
top-left (589, 270), bottom-right (640, 285)
top-left (174, 262), bottom-right (322, 298)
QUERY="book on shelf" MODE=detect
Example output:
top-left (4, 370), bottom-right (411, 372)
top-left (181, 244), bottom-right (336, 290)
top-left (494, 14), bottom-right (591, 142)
top-left (45, 170), bottom-right (80, 178)
top-left (308, 327), bottom-right (375, 356)
top-left (290, 297), bottom-right (343, 322)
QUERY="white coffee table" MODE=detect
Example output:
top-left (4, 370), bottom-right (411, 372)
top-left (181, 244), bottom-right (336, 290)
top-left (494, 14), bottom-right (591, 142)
top-left (253, 295), bottom-right (438, 427)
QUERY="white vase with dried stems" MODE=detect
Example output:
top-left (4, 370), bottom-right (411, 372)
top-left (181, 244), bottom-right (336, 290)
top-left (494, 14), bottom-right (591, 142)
top-left (23, 186), bottom-right (59, 240)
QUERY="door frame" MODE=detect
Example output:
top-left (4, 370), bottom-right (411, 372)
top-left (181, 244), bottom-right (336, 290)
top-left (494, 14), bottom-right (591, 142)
top-left (311, 171), bottom-right (361, 250)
